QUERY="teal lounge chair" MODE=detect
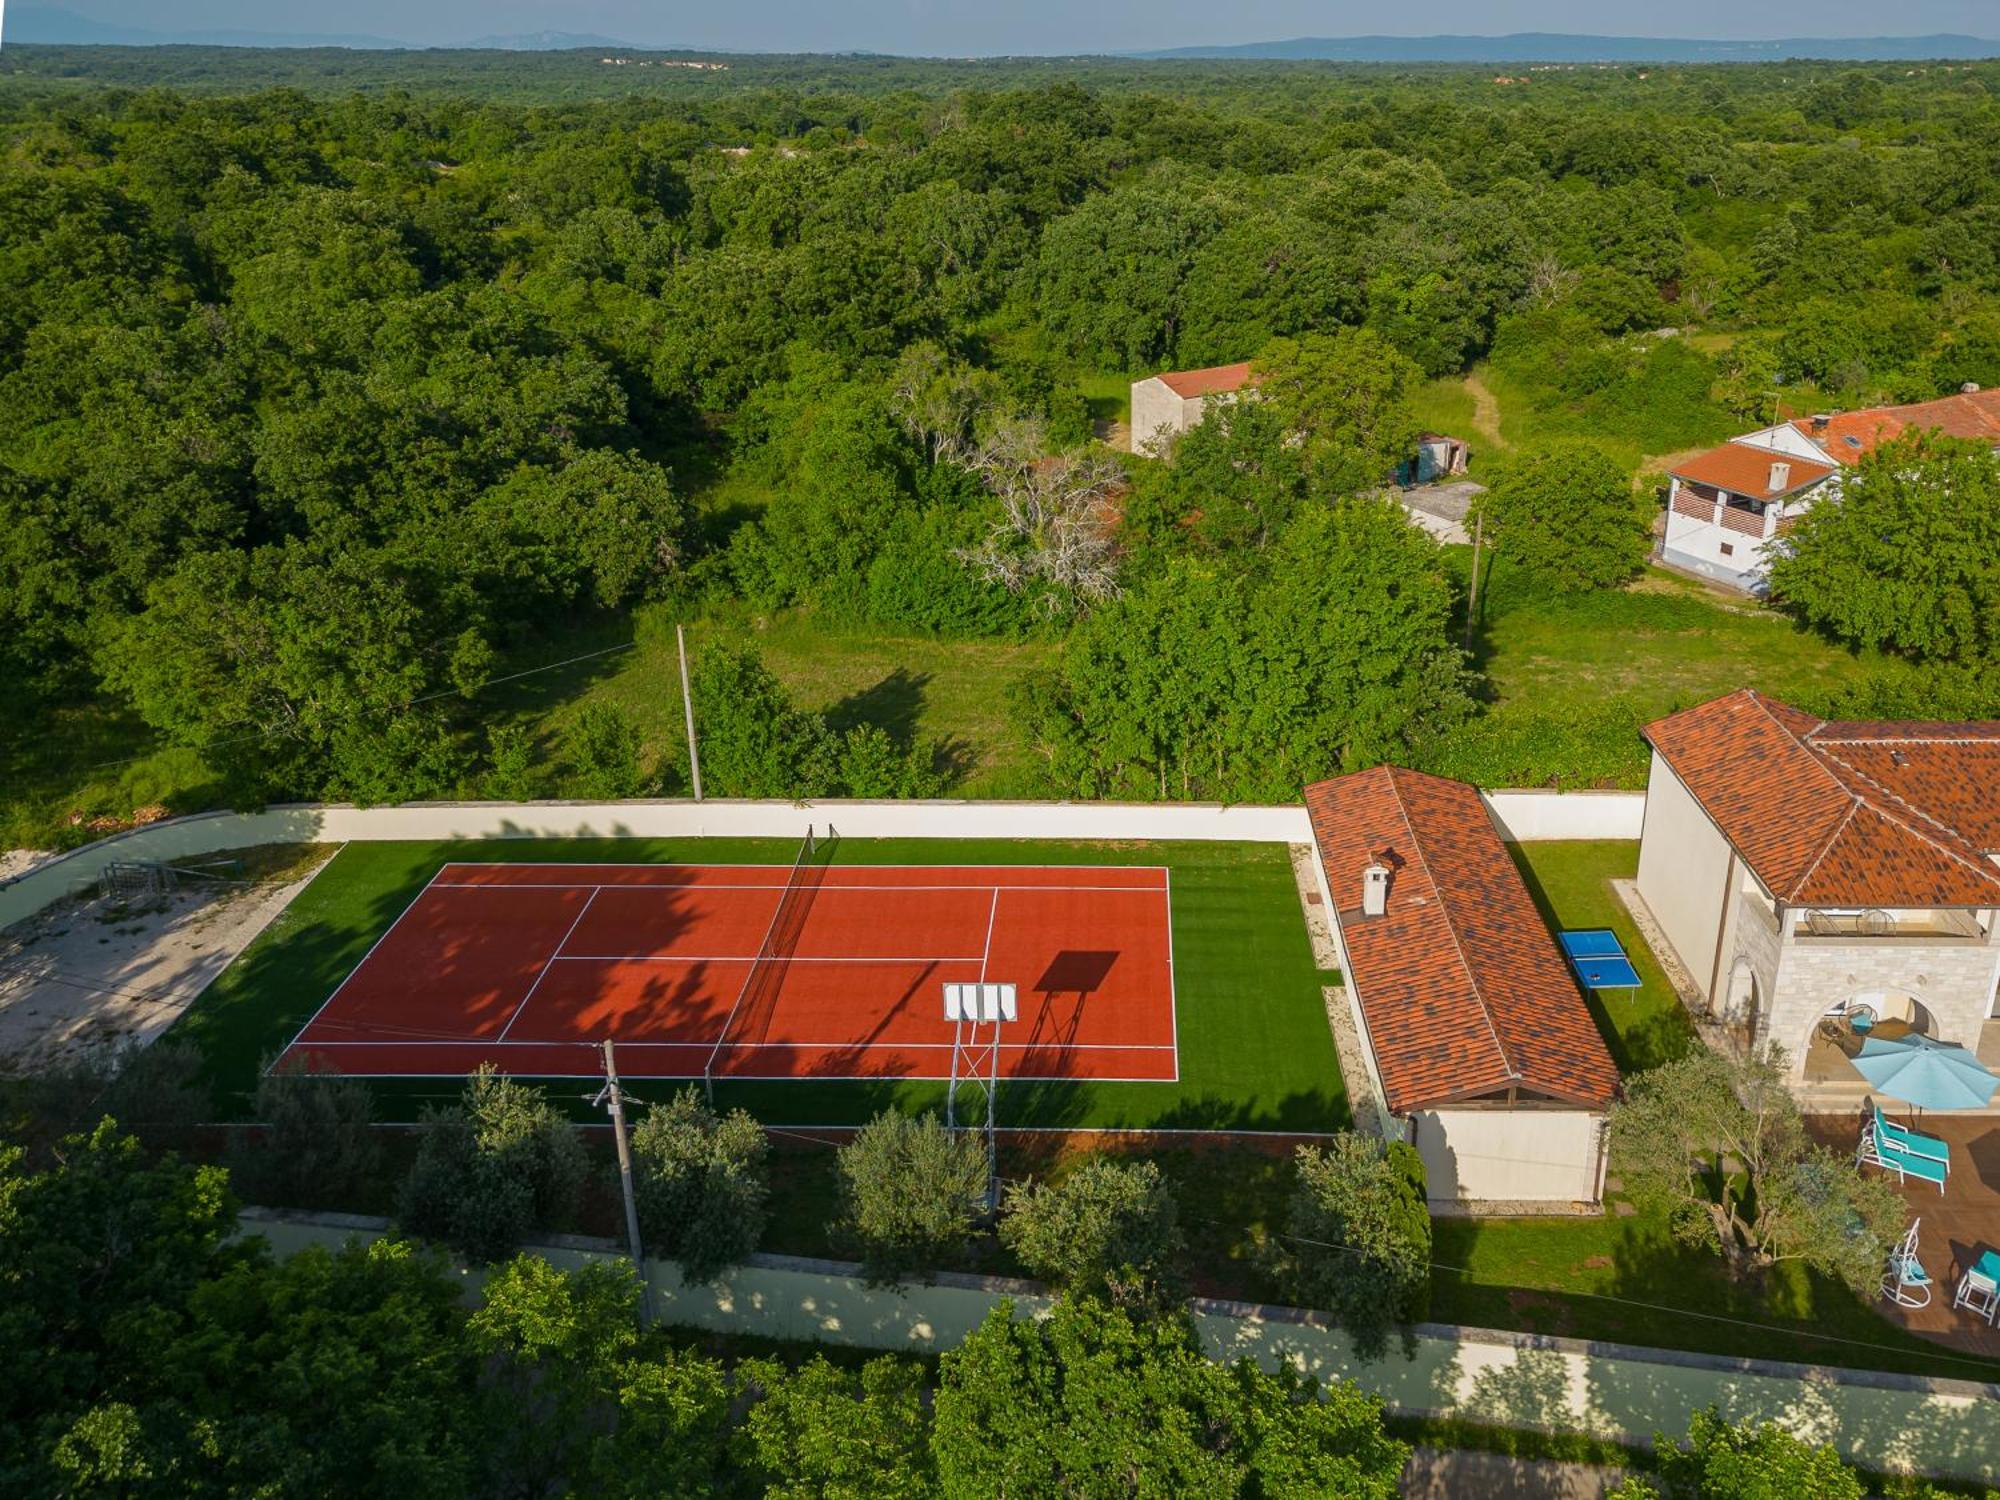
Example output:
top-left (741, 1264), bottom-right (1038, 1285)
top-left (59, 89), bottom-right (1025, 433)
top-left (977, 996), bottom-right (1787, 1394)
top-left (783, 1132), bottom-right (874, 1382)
top-left (1857, 1122), bottom-right (1948, 1194)
top-left (1873, 1104), bottom-right (1950, 1167)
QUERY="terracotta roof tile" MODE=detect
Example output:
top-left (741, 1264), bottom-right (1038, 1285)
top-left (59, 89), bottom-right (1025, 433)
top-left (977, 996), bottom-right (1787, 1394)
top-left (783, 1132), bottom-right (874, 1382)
top-left (1304, 767), bottom-right (1620, 1115)
top-left (1643, 690), bottom-right (2000, 909)
top-left (1156, 361), bottom-right (1255, 399)
top-left (1669, 443), bottom-right (1836, 498)
top-left (1793, 387), bottom-right (2000, 462)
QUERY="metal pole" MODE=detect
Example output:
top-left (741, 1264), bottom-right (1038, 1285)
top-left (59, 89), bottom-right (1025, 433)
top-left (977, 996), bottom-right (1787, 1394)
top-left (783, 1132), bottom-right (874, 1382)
top-left (677, 624), bottom-right (703, 802)
top-left (1463, 509), bottom-right (1484, 653)
top-left (599, 1039), bottom-right (653, 1325)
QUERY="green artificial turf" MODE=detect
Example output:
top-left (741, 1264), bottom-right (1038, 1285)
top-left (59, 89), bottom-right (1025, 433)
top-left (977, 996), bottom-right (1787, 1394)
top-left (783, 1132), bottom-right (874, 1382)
top-left (179, 836), bottom-right (1347, 1133)
top-left (1504, 840), bottom-right (1698, 1074)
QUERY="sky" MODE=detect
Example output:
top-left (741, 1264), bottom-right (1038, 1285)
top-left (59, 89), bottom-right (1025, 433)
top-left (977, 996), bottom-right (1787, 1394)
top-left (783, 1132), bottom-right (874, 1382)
top-left (17, 0), bottom-right (2000, 54)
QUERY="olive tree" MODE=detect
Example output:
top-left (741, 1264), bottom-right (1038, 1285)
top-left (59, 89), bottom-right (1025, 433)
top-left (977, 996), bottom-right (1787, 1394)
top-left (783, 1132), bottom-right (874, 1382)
top-left (837, 1110), bottom-right (989, 1285)
top-left (630, 1087), bottom-right (769, 1285)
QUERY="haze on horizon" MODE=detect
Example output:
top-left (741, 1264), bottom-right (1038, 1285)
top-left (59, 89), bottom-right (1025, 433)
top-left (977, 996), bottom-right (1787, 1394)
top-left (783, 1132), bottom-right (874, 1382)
top-left (13, 0), bottom-right (2000, 56)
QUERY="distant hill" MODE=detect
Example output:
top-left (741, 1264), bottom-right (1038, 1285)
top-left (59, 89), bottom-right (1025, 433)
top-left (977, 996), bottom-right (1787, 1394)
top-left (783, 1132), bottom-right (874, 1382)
top-left (465, 32), bottom-right (638, 52)
top-left (4, 6), bottom-right (407, 48)
top-left (1135, 33), bottom-right (2000, 63)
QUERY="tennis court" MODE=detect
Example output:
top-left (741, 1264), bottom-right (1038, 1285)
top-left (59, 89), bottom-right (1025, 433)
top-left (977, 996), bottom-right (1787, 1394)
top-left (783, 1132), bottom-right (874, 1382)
top-left (280, 851), bottom-right (1177, 1083)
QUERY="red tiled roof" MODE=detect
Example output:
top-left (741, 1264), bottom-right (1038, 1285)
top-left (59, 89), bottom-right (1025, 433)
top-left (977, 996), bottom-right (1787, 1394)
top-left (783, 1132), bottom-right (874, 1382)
top-left (1668, 443), bottom-right (1836, 498)
top-left (1642, 690), bottom-right (2000, 910)
top-left (1156, 361), bottom-right (1255, 399)
top-left (1792, 387), bottom-right (2000, 462)
top-left (1304, 767), bottom-right (1620, 1115)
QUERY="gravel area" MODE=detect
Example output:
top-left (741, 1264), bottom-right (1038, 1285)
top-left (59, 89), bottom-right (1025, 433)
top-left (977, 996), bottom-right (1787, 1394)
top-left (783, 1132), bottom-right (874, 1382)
top-left (0, 848), bottom-right (335, 1073)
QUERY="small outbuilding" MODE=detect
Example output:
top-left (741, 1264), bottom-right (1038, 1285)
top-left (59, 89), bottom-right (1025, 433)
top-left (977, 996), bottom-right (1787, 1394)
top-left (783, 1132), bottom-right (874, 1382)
top-left (1303, 766), bottom-right (1620, 1211)
top-left (1128, 361), bottom-right (1254, 453)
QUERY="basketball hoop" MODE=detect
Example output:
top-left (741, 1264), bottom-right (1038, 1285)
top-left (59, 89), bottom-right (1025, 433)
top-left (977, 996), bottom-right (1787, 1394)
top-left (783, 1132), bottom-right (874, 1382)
top-left (944, 981), bottom-right (1015, 1213)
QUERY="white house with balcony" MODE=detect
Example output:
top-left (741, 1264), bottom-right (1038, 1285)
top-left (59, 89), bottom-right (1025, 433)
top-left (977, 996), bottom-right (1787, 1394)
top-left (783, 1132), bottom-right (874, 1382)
top-left (1631, 690), bottom-right (2000, 1096)
top-left (1661, 385), bottom-right (2000, 594)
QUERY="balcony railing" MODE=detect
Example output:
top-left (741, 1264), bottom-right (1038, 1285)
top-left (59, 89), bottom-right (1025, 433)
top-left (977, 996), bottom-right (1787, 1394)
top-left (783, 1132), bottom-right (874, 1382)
top-left (1792, 907), bottom-right (1988, 942)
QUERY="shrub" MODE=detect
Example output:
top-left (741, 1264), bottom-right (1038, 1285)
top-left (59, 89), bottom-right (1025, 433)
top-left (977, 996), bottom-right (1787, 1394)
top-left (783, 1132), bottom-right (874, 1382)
top-left (1610, 1408), bottom-right (1866, 1499)
top-left (1285, 1135), bottom-right (1431, 1359)
top-left (1474, 441), bottom-right (1652, 593)
top-left (227, 1053), bottom-right (380, 1207)
top-left (934, 1297), bottom-right (1408, 1498)
top-left (629, 1087), bottom-right (769, 1285)
top-left (397, 1066), bottom-right (587, 1262)
top-left (561, 701), bottom-right (645, 799)
top-left (999, 1156), bottom-right (1183, 1304)
top-left (93, 1039), bottom-right (211, 1156)
top-left (837, 1110), bottom-right (989, 1285)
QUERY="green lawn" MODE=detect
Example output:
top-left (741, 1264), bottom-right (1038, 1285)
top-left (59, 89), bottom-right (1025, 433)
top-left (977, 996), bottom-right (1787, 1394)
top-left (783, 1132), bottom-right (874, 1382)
top-left (510, 605), bottom-right (1058, 797)
top-left (178, 836), bottom-right (1346, 1133)
top-left (1506, 840), bottom-right (1695, 1074)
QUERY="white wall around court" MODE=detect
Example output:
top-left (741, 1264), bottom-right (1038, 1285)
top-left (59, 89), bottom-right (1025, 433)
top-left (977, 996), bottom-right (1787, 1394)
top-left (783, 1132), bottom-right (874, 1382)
top-left (1, 789), bottom-right (1645, 933)
top-left (238, 1209), bottom-right (2000, 1485)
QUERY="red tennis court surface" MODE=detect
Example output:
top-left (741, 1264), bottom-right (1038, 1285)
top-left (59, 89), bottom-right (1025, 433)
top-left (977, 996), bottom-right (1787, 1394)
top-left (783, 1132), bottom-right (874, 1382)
top-left (282, 862), bottom-right (1177, 1082)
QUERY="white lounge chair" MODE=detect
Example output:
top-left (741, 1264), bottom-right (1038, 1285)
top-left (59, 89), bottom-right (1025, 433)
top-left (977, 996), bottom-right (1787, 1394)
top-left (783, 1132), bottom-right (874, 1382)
top-left (1882, 1220), bottom-right (1932, 1309)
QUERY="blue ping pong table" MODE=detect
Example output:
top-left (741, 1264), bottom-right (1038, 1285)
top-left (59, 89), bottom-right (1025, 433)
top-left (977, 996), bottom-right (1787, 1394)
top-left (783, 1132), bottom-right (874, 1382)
top-left (1559, 929), bottom-right (1641, 989)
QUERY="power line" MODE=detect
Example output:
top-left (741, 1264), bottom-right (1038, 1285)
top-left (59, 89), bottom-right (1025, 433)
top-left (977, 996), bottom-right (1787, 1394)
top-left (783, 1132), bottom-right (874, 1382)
top-left (70, 638), bottom-right (639, 775)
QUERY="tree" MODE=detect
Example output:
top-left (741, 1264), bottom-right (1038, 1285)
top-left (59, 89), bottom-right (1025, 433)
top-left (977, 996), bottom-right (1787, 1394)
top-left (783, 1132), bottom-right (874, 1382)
top-left (688, 643), bottom-right (943, 799)
top-left (562, 701), bottom-right (646, 799)
top-left (735, 1355), bottom-right (935, 1500)
top-left (1609, 1047), bottom-right (1906, 1291)
top-left (1475, 441), bottom-right (1652, 593)
top-left (837, 1110), bottom-right (989, 1285)
top-left (1284, 1136), bottom-right (1432, 1360)
top-left (1251, 328), bottom-right (1424, 494)
top-left (958, 414), bottom-right (1126, 617)
top-left (933, 1296), bottom-right (1407, 1499)
top-left (1770, 431), bottom-right (2000, 665)
top-left (1608, 1408), bottom-right (1865, 1499)
top-left (396, 1066), bottom-right (588, 1263)
top-left (227, 1053), bottom-right (380, 1209)
top-left (629, 1087), bottom-right (769, 1285)
top-left (1000, 1156), bottom-right (1183, 1306)
top-left (1244, 498), bottom-right (1474, 783)
top-left (1016, 499), bottom-right (1472, 801)
top-left (1127, 396), bottom-right (1309, 555)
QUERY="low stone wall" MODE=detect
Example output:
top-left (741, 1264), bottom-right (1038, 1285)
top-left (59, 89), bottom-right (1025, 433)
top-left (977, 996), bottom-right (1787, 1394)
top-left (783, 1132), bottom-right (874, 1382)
top-left (239, 1208), bottom-right (2000, 1484)
top-left (0, 790), bottom-right (1644, 932)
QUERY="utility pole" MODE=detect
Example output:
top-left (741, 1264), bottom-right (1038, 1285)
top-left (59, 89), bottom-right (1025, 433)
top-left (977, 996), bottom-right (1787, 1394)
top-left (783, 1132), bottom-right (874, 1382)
top-left (593, 1039), bottom-right (653, 1325)
top-left (677, 624), bottom-right (703, 802)
top-left (1463, 509), bottom-right (1485, 653)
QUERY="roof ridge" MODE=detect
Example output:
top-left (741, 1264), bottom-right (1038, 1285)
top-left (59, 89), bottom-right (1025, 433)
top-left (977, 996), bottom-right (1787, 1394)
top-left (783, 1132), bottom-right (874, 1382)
top-left (1383, 769), bottom-right (1517, 1089)
top-left (1747, 691), bottom-right (1847, 805)
top-left (1787, 800), bottom-right (1861, 903)
top-left (1811, 741), bottom-right (1974, 848)
top-left (1837, 788), bottom-right (2000, 894)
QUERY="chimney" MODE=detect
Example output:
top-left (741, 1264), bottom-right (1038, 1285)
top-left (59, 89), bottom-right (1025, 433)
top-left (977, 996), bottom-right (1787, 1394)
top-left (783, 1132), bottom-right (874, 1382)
top-left (1767, 461), bottom-right (1790, 493)
top-left (1963, 382), bottom-right (1982, 395)
top-left (1361, 863), bottom-right (1390, 918)
top-left (1809, 413), bottom-right (1830, 434)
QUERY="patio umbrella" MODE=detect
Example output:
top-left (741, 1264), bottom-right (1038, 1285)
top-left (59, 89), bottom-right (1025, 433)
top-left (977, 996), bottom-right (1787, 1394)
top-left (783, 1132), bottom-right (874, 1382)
top-left (1851, 1034), bottom-right (2000, 1114)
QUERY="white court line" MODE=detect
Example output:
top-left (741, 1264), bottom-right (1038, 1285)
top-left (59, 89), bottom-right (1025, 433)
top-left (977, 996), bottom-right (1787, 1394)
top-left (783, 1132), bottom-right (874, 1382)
top-left (978, 886), bottom-right (1000, 981)
top-left (494, 887), bottom-right (600, 1041)
top-left (1165, 865), bottom-right (1180, 1085)
top-left (294, 1038), bottom-right (1178, 1051)
top-left (274, 863), bottom-right (449, 1068)
top-left (428, 881), bottom-right (1166, 894)
top-left (551, 953), bottom-right (986, 965)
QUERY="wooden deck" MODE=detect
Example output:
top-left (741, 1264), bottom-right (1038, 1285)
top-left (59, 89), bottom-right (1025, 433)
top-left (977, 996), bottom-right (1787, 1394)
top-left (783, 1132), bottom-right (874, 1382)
top-left (1808, 1109), bottom-right (2000, 1359)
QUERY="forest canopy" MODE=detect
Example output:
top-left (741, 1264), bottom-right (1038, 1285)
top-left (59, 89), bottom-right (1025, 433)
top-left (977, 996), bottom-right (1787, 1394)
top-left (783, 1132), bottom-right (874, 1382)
top-left (3, 52), bottom-right (1998, 812)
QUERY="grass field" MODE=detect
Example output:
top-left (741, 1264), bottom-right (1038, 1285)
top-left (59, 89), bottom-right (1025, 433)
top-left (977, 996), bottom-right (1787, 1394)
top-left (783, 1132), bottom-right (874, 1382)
top-left (1507, 840), bottom-right (1696, 1074)
top-left (178, 836), bottom-right (1346, 1132)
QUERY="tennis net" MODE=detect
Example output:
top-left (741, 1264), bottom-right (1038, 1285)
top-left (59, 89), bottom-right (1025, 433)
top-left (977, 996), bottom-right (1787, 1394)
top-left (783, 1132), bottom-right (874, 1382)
top-left (705, 826), bottom-right (818, 1095)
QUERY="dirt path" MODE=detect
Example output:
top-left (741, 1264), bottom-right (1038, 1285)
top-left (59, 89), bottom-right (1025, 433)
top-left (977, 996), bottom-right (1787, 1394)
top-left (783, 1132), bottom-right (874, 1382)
top-left (1464, 371), bottom-right (1506, 451)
